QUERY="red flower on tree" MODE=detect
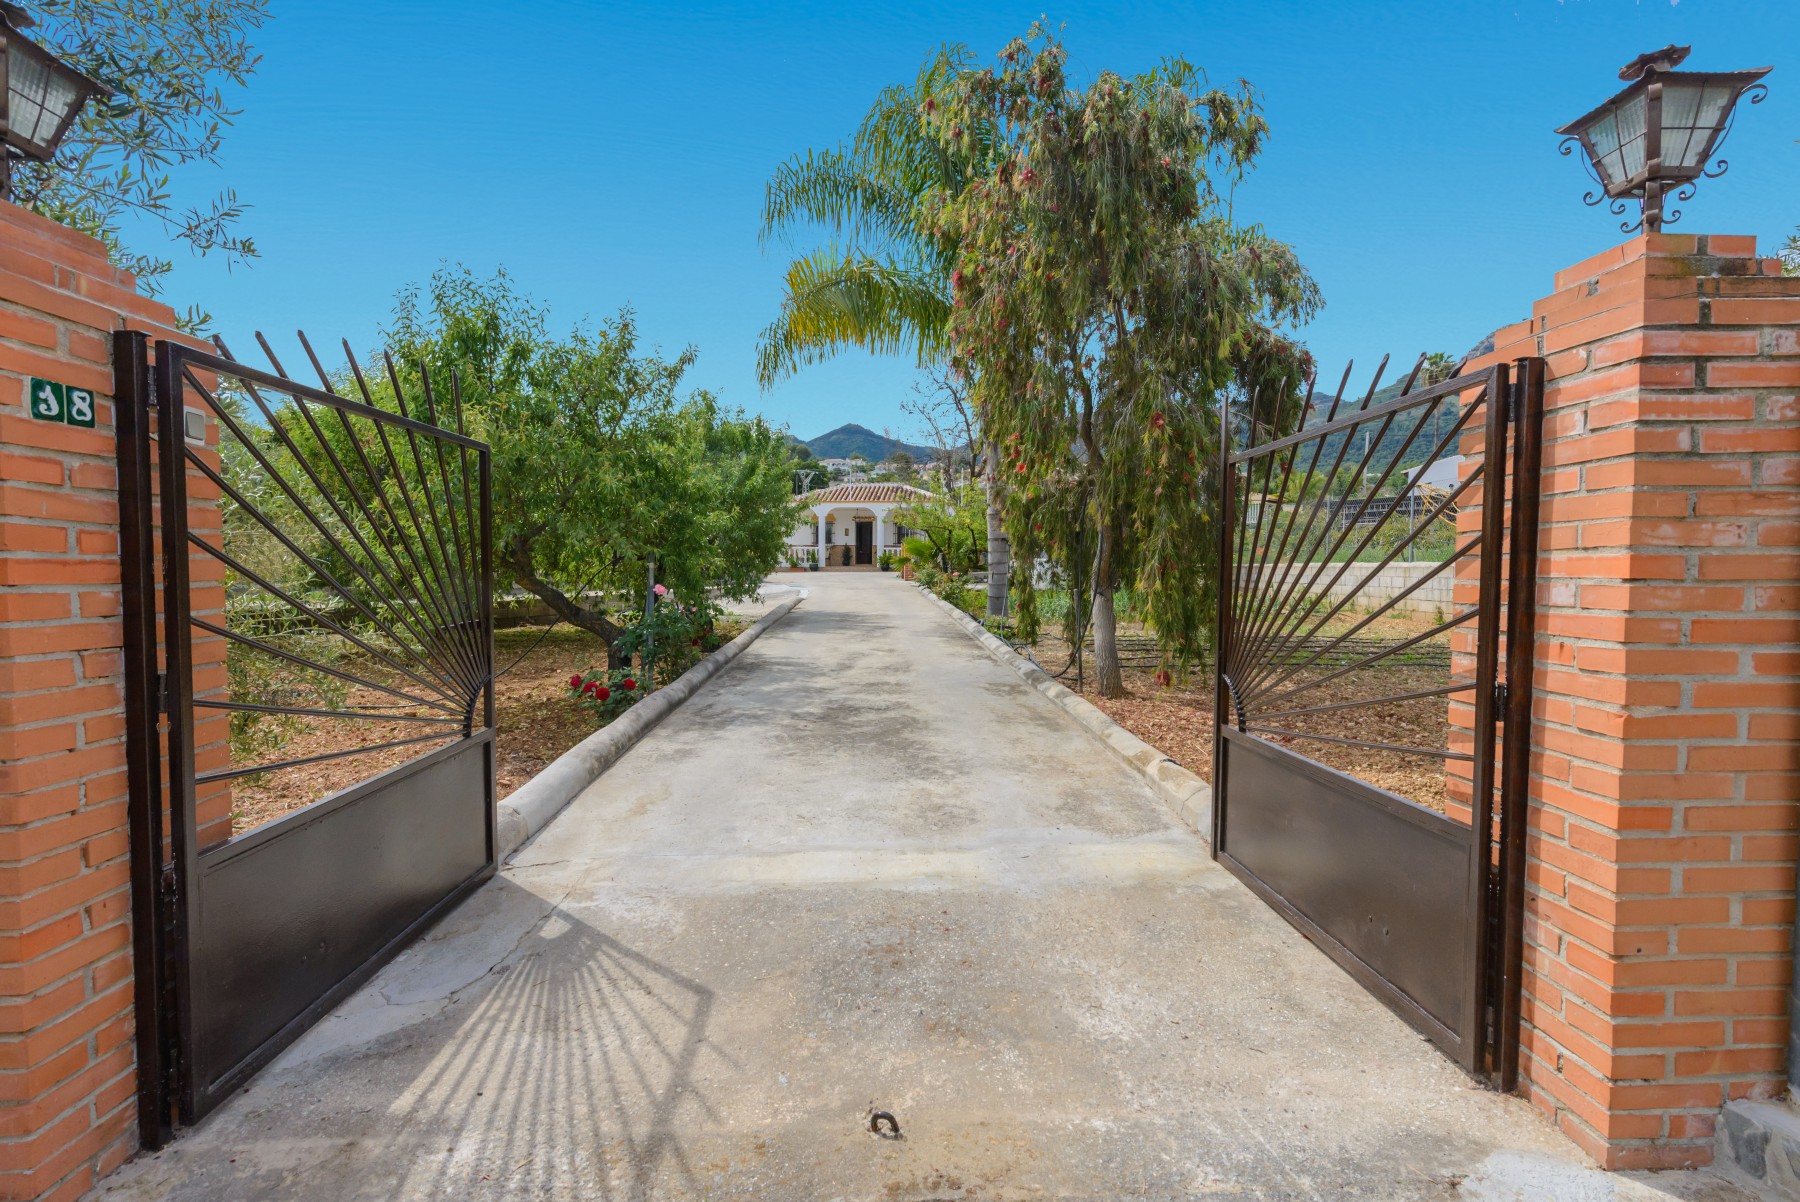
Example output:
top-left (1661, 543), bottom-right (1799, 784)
top-left (1151, 412), bottom-right (1166, 430)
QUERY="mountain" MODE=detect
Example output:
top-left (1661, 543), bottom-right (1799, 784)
top-left (1300, 375), bottom-right (1463, 476)
top-left (803, 423), bottom-right (939, 462)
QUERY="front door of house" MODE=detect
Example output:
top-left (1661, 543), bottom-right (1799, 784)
top-left (855, 520), bottom-right (873, 565)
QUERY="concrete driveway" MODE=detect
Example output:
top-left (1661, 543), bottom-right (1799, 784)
top-left (98, 573), bottom-right (1747, 1201)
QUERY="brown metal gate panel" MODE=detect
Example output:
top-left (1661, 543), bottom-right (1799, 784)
top-left (185, 734), bottom-right (493, 1113)
top-left (1218, 728), bottom-right (1473, 1049)
top-left (117, 332), bottom-right (498, 1140)
top-left (1212, 356), bottom-right (1543, 1086)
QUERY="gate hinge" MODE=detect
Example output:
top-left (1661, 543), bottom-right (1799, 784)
top-left (154, 672), bottom-right (169, 714)
top-left (1494, 681), bottom-right (1510, 713)
top-left (158, 864), bottom-right (179, 909)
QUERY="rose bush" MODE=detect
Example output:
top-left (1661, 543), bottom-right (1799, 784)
top-left (612, 595), bottom-right (726, 682)
top-left (566, 669), bottom-right (646, 721)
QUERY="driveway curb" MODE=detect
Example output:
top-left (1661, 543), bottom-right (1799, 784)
top-left (915, 585), bottom-right (1213, 843)
top-left (496, 590), bottom-right (805, 860)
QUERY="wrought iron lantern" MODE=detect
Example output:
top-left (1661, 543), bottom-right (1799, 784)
top-left (1557, 45), bottom-right (1769, 234)
top-left (0, 2), bottom-right (102, 201)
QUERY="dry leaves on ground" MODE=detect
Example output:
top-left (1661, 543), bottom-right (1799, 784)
top-left (1019, 607), bottom-right (1460, 813)
top-left (227, 622), bottom-right (743, 838)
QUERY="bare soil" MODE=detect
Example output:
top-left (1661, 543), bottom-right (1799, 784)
top-left (1017, 607), bottom-right (1462, 814)
top-left (227, 622), bottom-right (743, 836)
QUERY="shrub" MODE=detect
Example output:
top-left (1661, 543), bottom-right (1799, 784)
top-left (927, 568), bottom-right (973, 612)
top-left (566, 668), bottom-right (647, 721)
top-left (612, 591), bottom-right (725, 681)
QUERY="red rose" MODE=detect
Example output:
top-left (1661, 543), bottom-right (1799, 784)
top-left (569, 674), bottom-right (582, 688)
top-left (595, 685), bottom-right (611, 702)
top-left (584, 681), bottom-right (600, 696)
top-left (622, 678), bottom-right (637, 691)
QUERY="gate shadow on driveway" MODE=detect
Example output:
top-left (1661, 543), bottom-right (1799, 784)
top-left (103, 879), bottom-right (723, 1202)
top-left (384, 905), bottom-right (718, 1201)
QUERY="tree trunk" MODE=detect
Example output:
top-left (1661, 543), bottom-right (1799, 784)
top-left (1091, 524), bottom-right (1124, 698)
top-left (984, 439), bottom-right (1010, 620)
top-left (508, 556), bottom-right (625, 668)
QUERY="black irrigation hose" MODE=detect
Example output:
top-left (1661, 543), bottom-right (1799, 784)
top-left (491, 618), bottom-right (567, 682)
top-left (490, 570), bottom-right (611, 682)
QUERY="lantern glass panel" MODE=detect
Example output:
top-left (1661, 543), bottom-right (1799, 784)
top-left (1586, 89), bottom-right (1648, 190)
top-left (6, 38), bottom-right (81, 151)
top-left (1658, 79), bottom-right (1735, 173)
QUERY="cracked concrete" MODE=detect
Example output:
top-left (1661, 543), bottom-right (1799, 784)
top-left (95, 573), bottom-right (1753, 1201)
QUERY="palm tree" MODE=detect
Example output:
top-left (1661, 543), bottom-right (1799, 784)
top-left (758, 47), bottom-right (1014, 617)
top-left (756, 48), bottom-right (973, 383)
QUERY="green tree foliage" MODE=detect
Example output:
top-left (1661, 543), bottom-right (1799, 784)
top-left (894, 483), bottom-right (985, 571)
top-left (379, 268), bottom-right (799, 664)
top-left (16, 0), bottom-right (269, 321)
top-left (927, 25), bottom-right (1320, 696)
top-left (1782, 225), bottom-right (1798, 276)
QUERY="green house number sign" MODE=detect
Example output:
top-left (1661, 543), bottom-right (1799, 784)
top-left (28, 377), bottom-right (96, 429)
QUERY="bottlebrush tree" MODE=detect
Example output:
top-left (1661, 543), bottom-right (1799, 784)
top-left (924, 25), bottom-right (1320, 697)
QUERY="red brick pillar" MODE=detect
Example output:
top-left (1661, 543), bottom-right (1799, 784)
top-left (1469, 234), bottom-right (1800, 1169)
top-left (0, 205), bottom-right (206, 1200)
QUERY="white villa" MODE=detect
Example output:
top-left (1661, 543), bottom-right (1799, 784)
top-left (788, 482), bottom-right (938, 569)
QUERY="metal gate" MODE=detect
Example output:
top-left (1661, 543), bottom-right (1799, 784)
top-left (116, 331), bottom-right (497, 1144)
top-left (1211, 356), bottom-right (1543, 1085)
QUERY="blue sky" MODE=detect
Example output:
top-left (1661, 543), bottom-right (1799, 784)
top-left (139, 0), bottom-right (1796, 443)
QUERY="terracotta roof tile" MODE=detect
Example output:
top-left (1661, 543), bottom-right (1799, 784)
top-left (802, 483), bottom-right (940, 504)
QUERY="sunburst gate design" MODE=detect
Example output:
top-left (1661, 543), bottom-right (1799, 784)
top-left (168, 333), bottom-right (493, 795)
top-left (1210, 355), bottom-right (1546, 1085)
top-left (1216, 354), bottom-right (1489, 771)
top-left (119, 331), bottom-right (498, 1133)
top-left (1556, 45), bottom-right (1770, 234)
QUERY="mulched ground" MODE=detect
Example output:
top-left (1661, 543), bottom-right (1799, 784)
top-left (227, 622), bottom-right (742, 835)
top-left (1015, 609), bottom-right (1460, 814)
